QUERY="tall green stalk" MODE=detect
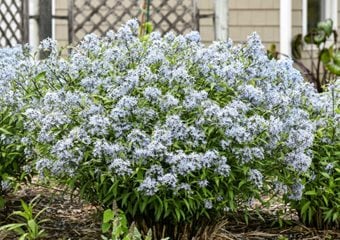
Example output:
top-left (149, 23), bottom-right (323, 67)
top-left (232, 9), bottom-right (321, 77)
top-left (146, 0), bottom-right (151, 22)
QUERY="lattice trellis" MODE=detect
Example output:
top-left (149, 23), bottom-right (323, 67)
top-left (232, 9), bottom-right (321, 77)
top-left (70, 0), bottom-right (197, 43)
top-left (0, 0), bottom-right (28, 47)
top-left (150, 0), bottom-right (196, 34)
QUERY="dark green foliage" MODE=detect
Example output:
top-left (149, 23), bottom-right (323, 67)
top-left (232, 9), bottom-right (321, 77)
top-left (0, 108), bottom-right (26, 208)
top-left (291, 102), bottom-right (340, 229)
top-left (292, 19), bottom-right (339, 92)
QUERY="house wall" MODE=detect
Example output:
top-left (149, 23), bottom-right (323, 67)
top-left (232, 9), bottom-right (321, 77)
top-left (338, 1), bottom-right (340, 33)
top-left (292, 0), bottom-right (303, 42)
top-left (228, 0), bottom-right (280, 48)
top-left (54, 0), bottom-right (68, 47)
top-left (196, 0), bottom-right (215, 44)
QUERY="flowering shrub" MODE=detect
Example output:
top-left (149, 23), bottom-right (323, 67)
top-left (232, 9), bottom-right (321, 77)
top-left (0, 46), bottom-right (29, 207)
top-left (290, 82), bottom-right (339, 229)
top-left (2, 20), bottom-right (334, 237)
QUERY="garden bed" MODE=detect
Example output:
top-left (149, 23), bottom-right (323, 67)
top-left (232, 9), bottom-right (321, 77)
top-left (1, 182), bottom-right (339, 240)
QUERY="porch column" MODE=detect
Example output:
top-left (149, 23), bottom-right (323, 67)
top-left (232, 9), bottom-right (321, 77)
top-left (280, 0), bottom-right (292, 57)
top-left (332, 0), bottom-right (338, 30)
top-left (29, 0), bottom-right (39, 48)
top-left (215, 0), bottom-right (228, 41)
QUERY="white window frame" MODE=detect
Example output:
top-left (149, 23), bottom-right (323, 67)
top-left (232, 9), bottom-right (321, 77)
top-left (302, 0), bottom-right (338, 37)
top-left (52, 0), bottom-right (55, 39)
top-left (280, 0), bottom-right (292, 57)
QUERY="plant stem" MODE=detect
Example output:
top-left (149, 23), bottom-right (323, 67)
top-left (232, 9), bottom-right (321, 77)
top-left (146, 0), bottom-right (151, 22)
top-left (316, 49), bottom-right (323, 92)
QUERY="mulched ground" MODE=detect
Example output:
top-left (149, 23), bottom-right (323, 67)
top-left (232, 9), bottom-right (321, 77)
top-left (1, 181), bottom-right (339, 240)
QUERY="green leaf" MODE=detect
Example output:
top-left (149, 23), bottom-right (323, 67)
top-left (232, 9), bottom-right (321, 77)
top-left (11, 210), bottom-right (30, 220)
top-left (27, 219), bottom-right (38, 237)
top-left (304, 190), bottom-right (317, 196)
top-left (38, 229), bottom-right (46, 237)
top-left (139, 198), bottom-right (148, 213)
top-left (324, 209), bottom-right (333, 222)
top-left (145, 22), bottom-right (153, 34)
top-left (317, 19), bottom-right (333, 37)
top-left (304, 31), bottom-right (316, 44)
top-left (101, 222), bottom-right (111, 233)
top-left (314, 31), bottom-right (326, 45)
top-left (305, 28), bottom-right (327, 45)
top-left (18, 233), bottom-right (29, 240)
top-left (20, 200), bottom-right (31, 217)
top-left (301, 201), bottom-right (311, 215)
top-left (322, 195), bottom-right (329, 206)
top-left (320, 172), bottom-right (331, 179)
top-left (175, 208), bottom-right (181, 222)
top-left (238, 180), bottom-right (246, 188)
top-left (308, 207), bottom-right (313, 223)
top-left (0, 127), bottom-right (12, 135)
top-left (332, 212), bottom-right (338, 222)
top-left (145, 229), bottom-right (153, 240)
top-left (155, 205), bottom-right (163, 221)
top-left (326, 61), bottom-right (340, 75)
top-left (103, 209), bottom-right (114, 224)
top-left (333, 52), bottom-right (340, 65)
top-left (34, 71), bottom-right (46, 81)
top-left (320, 49), bottom-right (331, 64)
top-left (0, 223), bottom-right (26, 232)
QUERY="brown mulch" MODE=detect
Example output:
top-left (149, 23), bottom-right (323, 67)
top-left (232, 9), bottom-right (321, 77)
top-left (0, 182), bottom-right (102, 240)
top-left (1, 182), bottom-right (339, 240)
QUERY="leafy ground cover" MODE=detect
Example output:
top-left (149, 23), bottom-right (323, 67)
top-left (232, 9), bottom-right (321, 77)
top-left (1, 181), bottom-right (339, 240)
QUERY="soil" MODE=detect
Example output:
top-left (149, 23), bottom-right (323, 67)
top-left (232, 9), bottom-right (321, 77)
top-left (0, 181), bottom-right (339, 240)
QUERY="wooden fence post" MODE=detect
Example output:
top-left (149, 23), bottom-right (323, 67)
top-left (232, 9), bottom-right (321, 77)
top-left (39, 0), bottom-right (52, 41)
top-left (39, 0), bottom-right (52, 58)
top-left (22, 0), bottom-right (30, 44)
top-left (68, 0), bottom-right (74, 44)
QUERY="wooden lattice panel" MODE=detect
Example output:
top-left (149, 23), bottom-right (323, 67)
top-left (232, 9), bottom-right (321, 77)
top-left (71, 0), bottom-right (196, 43)
top-left (0, 0), bottom-right (28, 47)
top-left (150, 0), bottom-right (195, 34)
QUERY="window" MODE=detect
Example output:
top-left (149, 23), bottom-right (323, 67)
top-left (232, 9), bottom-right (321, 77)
top-left (303, 0), bottom-right (337, 36)
top-left (307, 0), bottom-right (325, 32)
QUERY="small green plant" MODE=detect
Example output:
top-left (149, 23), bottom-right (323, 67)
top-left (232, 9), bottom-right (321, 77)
top-left (101, 209), bottom-right (155, 240)
top-left (277, 236), bottom-right (288, 240)
top-left (0, 195), bottom-right (49, 240)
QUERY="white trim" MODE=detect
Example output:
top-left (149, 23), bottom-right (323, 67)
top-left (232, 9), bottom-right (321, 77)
top-left (214, 0), bottom-right (228, 41)
top-left (331, 0), bottom-right (337, 30)
top-left (302, 0), bottom-right (308, 36)
top-left (52, 0), bottom-right (55, 39)
top-left (325, 0), bottom-right (331, 20)
top-left (29, 0), bottom-right (39, 49)
top-left (280, 0), bottom-right (292, 57)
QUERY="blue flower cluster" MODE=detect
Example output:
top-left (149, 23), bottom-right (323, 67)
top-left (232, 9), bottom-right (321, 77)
top-left (0, 19), bottom-right (338, 212)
